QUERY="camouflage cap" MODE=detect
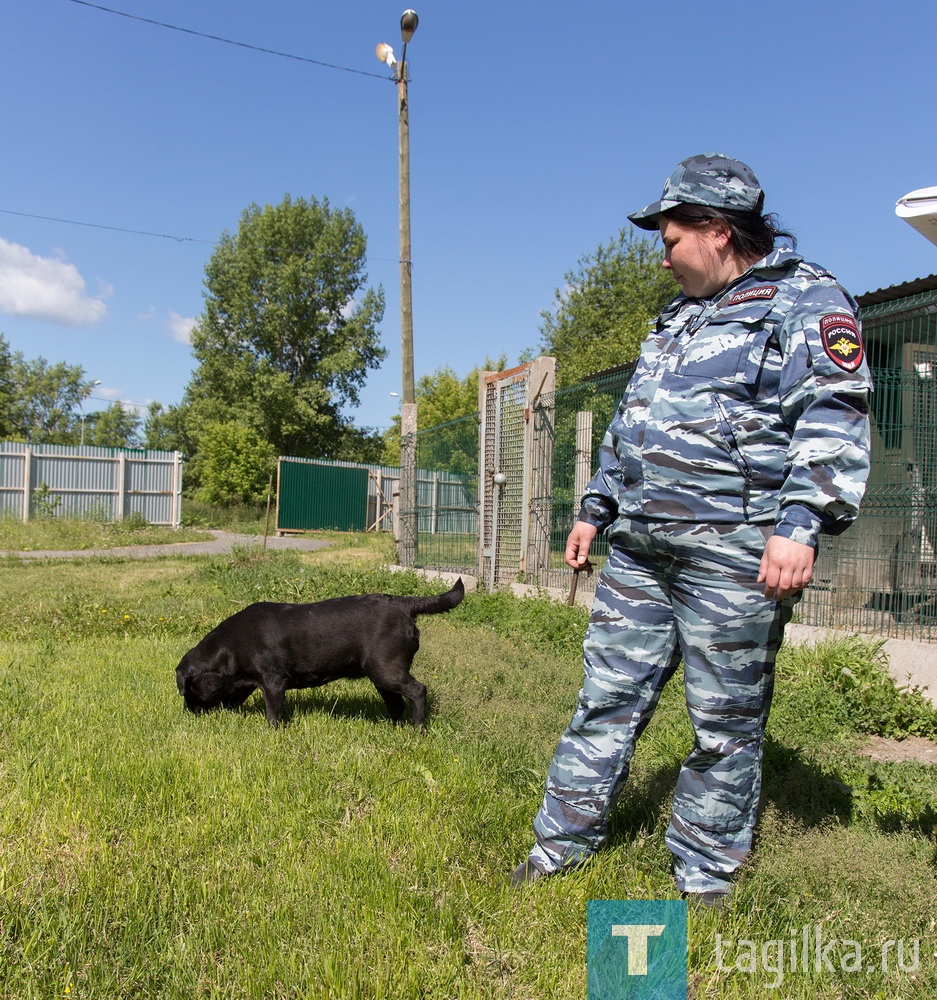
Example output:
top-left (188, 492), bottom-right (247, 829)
top-left (628, 153), bottom-right (764, 230)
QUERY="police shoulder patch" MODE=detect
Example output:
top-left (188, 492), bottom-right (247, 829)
top-left (728, 285), bottom-right (778, 305)
top-left (819, 312), bottom-right (864, 372)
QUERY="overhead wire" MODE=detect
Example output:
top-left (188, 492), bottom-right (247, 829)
top-left (65, 0), bottom-right (393, 81)
top-left (6, 6), bottom-right (404, 264)
top-left (0, 208), bottom-right (405, 266)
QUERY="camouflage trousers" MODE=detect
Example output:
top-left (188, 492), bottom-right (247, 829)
top-left (527, 519), bottom-right (793, 894)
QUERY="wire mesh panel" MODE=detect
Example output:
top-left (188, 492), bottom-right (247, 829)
top-left (797, 280), bottom-right (937, 639)
top-left (494, 376), bottom-right (527, 584)
top-left (411, 413), bottom-right (480, 575)
top-left (479, 365), bottom-right (532, 588)
top-left (527, 365), bottom-right (636, 594)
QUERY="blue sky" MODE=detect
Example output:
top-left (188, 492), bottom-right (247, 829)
top-left (2, 1), bottom-right (937, 433)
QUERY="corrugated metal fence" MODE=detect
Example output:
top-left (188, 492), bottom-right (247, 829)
top-left (275, 455), bottom-right (477, 543)
top-left (0, 442), bottom-right (183, 526)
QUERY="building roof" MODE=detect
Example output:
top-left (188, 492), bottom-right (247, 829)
top-left (856, 274), bottom-right (937, 307)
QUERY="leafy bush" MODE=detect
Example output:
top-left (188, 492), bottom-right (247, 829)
top-left (31, 482), bottom-right (62, 519)
top-left (190, 421), bottom-right (277, 506)
top-left (781, 636), bottom-right (937, 739)
top-left (450, 588), bottom-right (589, 660)
top-left (850, 770), bottom-right (937, 833)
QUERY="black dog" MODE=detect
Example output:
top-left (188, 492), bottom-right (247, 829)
top-left (175, 579), bottom-right (464, 728)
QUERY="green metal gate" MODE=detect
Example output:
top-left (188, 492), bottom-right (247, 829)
top-left (276, 459), bottom-right (369, 532)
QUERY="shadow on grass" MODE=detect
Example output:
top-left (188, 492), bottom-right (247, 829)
top-left (603, 734), bottom-right (853, 852)
top-left (290, 688), bottom-right (412, 727)
top-left (218, 686), bottom-right (426, 728)
top-left (759, 734), bottom-right (852, 827)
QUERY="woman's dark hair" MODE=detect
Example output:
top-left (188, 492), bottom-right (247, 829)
top-left (662, 203), bottom-right (796, 261)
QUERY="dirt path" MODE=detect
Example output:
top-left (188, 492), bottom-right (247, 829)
top-left (0, 530), bottom-right (333, 560)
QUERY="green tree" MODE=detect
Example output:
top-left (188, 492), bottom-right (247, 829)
top-left (81, 402), bottom-right (142, 449)
top-left (334, 424), bottom-right (386, 465)
top-left (7, 354), bottom-right (94, 443)
top-left (0, 334), bottom-right (14, 440)
top-left (379, 357), bottom-right (506, 467)
top-left (538, 227), bottom-right (678, 386)
top-left (190, 421), bottom-right (278, 507)
top-left (184, 195), bottom-right (386, 467)
top-left (143, 401), bottom-right (194, 455)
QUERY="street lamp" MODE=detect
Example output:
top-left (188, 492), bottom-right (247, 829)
top-left (80, 380), bottom-right (102, 446)
top-left (377, 9), bottom-right (419, 566)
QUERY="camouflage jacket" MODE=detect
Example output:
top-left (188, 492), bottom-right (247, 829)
top-left (579, 247), bottom-right (872, 547)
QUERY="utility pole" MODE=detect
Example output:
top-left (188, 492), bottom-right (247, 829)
top-left (377, 9), bottom-right (419, 565)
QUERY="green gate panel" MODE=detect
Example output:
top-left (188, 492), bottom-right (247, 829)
top-left (277, 461), bottom-right (369, 532)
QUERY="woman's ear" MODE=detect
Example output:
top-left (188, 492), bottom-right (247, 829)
top-left (711, 218), bottom-right (732, 250)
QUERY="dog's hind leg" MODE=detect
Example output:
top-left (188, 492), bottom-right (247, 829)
top-left (380, 669), bottom-right (427, 730)
top-left (375, 687), bottom-right (407, 724)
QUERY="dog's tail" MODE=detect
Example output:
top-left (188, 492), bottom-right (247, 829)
top-left (399, 578), bottom-right (465, 617)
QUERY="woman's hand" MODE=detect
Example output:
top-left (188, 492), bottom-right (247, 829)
top-left (565, 521), bottom-right (598, 570)
top-left (757, 535), bottom-right (815, 600)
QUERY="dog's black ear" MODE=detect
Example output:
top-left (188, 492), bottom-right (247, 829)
top-left (202, 645), bottom-right (237, 677)
top-left (175, 654), bottom-right (193, 694)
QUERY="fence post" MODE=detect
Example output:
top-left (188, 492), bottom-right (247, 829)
top-left (574, 410), bottom-right (593, 518)
top-left (116, 452), bottom-right (127, 520)
top-left (22, 447), bottom-right (32, 522)
top-left (172, 451), bottom-right (184, 528)
top-left (524, 357), bottom-right (557, 584)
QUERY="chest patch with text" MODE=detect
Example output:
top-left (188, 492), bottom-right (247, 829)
top-left (820, 313), bottom-right (864, 371)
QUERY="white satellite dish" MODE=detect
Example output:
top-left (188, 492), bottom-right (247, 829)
top-left (896, 186), bottom-right (937, 248)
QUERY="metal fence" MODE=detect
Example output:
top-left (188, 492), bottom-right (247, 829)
top-left (0, 442), bottom-right (183, 526)
top-left (276, 454), bottom-right (478, 542)
top-left (276, 458), bottom-right (389, 533)
top-left (405, 416), bottom-right (480, 574)
top-left (801, 279), bottom-right (937, 640)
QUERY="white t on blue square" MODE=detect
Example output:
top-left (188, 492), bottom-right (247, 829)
top-left (587, 899), bottom-right (688, 999)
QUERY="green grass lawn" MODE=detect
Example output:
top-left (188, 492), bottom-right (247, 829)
top-left (0, 532), bottom-right (935, 998)
top-left (0, 514), bottom-right (212, 553)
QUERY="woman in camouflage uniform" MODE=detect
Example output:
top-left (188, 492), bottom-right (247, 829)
top-left (512, 153), bottom-right (872, 906)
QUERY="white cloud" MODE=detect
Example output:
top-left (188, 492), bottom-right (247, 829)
top-left (92, 387), bottom-right (147, 416)
top-left (167, 311), bottom-right (196, 344)
top-left (0, 237), bottom-right (108, 324)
